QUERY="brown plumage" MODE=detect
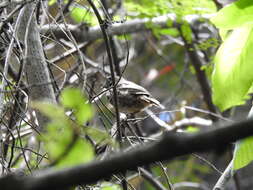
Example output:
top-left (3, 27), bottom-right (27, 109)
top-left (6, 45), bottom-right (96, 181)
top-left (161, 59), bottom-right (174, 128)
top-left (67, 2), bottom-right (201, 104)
top-left (106, 77), bottom-right (164, 114)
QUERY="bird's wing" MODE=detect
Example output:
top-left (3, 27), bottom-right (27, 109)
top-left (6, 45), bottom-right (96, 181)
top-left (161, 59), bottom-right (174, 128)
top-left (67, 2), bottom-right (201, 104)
top-left (140, 96), bottom-right (165, 109)
top-left (117, 81), bottom-right (150, 95)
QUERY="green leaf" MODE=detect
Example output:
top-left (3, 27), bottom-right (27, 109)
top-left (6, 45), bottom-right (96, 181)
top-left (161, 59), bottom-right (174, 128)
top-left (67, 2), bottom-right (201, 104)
top-left (48, 0), bottom-right (56, 6)
top-left (180, 22), bottom-right (192, 43)
top-left (85, 127), bottom-right (115, 146)
top-left (56, 138), bottom-right (94, 168)
top-left (186, 126), bottom-right (199, 133)
top-left (61, 88), bottom-right (85, 107)
top-left (43, 121), bottom-right (94, 168)
top-left (39, 113), bottom-right (94, 168)
top-left (42, 121), bottom-right (73, 160)
top-left (211, 0), bottom-right (253, 30)
top-left (125, 0), bottom-right (216, 18)
top-left (101, 183), bottom-right (122, 190)
top-left (31, 102), bottom-right (66, 122)
top-left (233, 136), bottom-right (253, 170)
top-left (117, 34), bottom-right (132, 40)
top-left (219, 29), bottom-right (231, 41)
top-left (197, 38), bottom-right (219, 51)
top-left (70, 6), bottom-right (97, 25)
top-left (159, 28), bottom-right (179, 37)
top-left (32, 100), bottom-right (94, 168)
top-left (212, 25), bottom-right (253, 111)
top-left (48, 0), bottom-right (70, 7)
top-left (60, 88), bottom-right (93, 124)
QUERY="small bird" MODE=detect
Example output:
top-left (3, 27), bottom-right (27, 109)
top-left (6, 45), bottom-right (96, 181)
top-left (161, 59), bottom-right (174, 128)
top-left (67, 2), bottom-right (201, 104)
top-left (105, 77), bottom-right (164, 114)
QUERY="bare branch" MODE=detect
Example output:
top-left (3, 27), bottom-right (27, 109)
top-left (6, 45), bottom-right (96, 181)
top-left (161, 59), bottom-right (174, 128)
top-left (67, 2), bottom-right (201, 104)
top-left (40, 14), bottom-right (213, 42)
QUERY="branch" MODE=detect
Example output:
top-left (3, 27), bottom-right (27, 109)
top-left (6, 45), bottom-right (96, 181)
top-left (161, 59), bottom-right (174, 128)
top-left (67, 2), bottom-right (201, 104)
top-left (178, 30), bottom-right (217, 121)
top-left (1, 118), bottom-right (253, 190)
top-left (187, 46), bottom-right (217, 119)
top-left (16, 2), bottom-right (56, 131)
top-left (213, 161), bottom-right (233, 190)
top-left (40, 14), bottom-right (212, 42)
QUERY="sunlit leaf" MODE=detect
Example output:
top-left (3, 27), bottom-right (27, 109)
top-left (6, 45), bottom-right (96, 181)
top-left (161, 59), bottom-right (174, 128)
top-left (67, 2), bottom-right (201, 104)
top-left (70, 5), bottom-right (97, 25)
top-left (211, 0), bottom-right (253, 30)
top-left (197, 38), bottom-right (219, 51)
top-left (125, 0), bottom-right (215, 18)
top-left (186, 126), bottom-right (199, 133)
top-left (212, 25), bottom-right (253, 111)
top-left (233, 136), bottom-right (253, 170)
top-left (159, 28), bottom-right (179, 37)
top-left (48, 0), bottom-right (56, 6)
top-left (101, 182), bottom-right (122, 190)
top-left (180, 22), bottom-right (192, 43)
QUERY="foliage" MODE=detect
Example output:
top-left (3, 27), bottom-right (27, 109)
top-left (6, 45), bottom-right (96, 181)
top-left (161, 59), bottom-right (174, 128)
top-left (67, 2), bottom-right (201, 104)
top-left (234, 136), bottom-right (253, 170)
top-left (125, 0), bottom-right (215, 39)
top-left (101, 183), bottom-right (122, 190)
top-left (211, 0), bottom-right (253, 112)
top-left (212, 25), bottom-right (253, 111)
top-left (125, 0), bottom-right (216, 18)
top-left (211, 0), bottom-right (253, 170)
top-left (60, 88), bottom-right (93, 124)
top-left (180, 21), bottom-right (193, 43)
top-left (211, 0), bottom-right (253, 30)
top-left (32, 88), bottom-right (96, 168)
top-left (70, 5), bottom-right (98, 25)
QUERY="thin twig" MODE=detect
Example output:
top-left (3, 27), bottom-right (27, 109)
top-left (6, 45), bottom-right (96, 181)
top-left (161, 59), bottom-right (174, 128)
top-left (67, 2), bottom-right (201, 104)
top-left (86, 0), bottom-right (122, 144)
top-left (193, 154), bottom-right (222, 174)
top-left (57, 0), bottom-right (87, 92)
top-left (139, 168), bottom-right (168, 190)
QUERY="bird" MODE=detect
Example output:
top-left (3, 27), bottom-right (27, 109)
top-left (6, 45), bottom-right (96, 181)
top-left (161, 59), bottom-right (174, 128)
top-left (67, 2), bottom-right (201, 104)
top-left (105, 76), bottom-right (165, 114)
